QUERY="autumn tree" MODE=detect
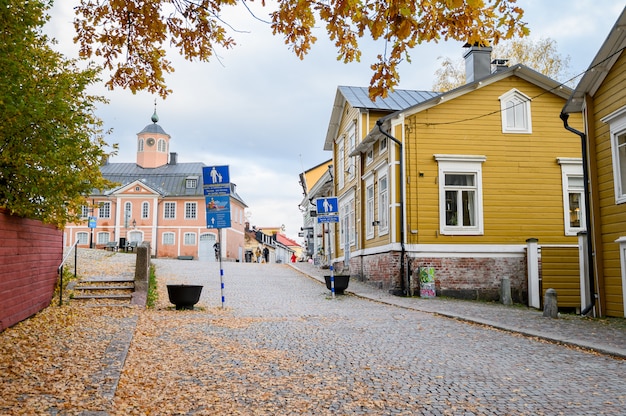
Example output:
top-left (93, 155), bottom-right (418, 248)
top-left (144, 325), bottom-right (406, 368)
top-left (432, 37), bottom-right (572, 92)
top-left (0, 0), bottom-right (113, 227)
top-left (73, 0), bottom-right (529, 99)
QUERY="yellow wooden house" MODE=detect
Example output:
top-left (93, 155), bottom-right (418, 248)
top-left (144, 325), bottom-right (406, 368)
top-left (562, 7), bottom-right (626, 318)
top-left (327, 45), bottom-right (585, 303)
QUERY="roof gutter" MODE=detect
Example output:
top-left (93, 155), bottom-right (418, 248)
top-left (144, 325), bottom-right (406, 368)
top-left (376, 119), bottom-right (408, 295)
top-left (559, 112), bottom-right (596, 316)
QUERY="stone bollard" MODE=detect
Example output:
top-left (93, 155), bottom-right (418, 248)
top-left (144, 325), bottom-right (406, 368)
top-left (500, 277), bottom-right (512, 306)
top-left (543, 288), bottom-right (558, 318)
top-left (132, 242), bottom-right (151, 306)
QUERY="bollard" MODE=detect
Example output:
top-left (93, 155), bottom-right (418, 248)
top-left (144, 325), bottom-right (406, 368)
top-left (500, 277), bottom-right (512, 306)
top-left (543, 288), bottom-right (558, 318)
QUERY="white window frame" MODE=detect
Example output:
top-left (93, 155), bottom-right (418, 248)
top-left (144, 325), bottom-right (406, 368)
top-left (142, 202), bottom-right (150, 219)
top-left (186, 177), bottom-right (198, 189)
top-left (97, 232), bottom-right (110, 244)
top-left (184, 232), bottom-right (196, 245)
top-left (138, 138), bottom-right (144, 152)
top-left (365, 174), bottom-right (375, 239)
top-left (164, 202), bottom-right (176, 219)
top-left (499, 88), bottom-right (532, 134)
top-left (377, 167), bottom-right (389, 235)
top-left (602, 106), bottom-right (626, 204)
top-left (337, 138), bottom-right (345, 189)
top-left (379, 137), bottom-right (387, 154)
top-left (157, 138), bottom-right (167, 152)
top-left (339, 192), bottom-right (356, 250)
top-left (162, 232), bottom-right (175, 245)
top-left (124, 202), bottom-right (132, 226)
top-left (76, 232), bottom-right (89, 245)
top-left (557, 158), bottom-right (585, 236)
top-left (98, 202), bottom-right (111, 219)
top-left (366, 149), bottom-right (374, 166)
top-left (615, 236), bottom-right (626, 317)
top-left (185, 202), bottom-right (197, 220)
top-left (80, 205), bottom-right (89, 219)
top-left (435, 154), bottom-right (486, 235)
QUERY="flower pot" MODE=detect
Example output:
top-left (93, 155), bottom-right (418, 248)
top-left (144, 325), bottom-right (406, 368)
top-left (324, 275), bottom-right (350, 295)
top-left (167, 285), bottom-right (203, 310)
top-left (420, 282), bottom-right (436, 298)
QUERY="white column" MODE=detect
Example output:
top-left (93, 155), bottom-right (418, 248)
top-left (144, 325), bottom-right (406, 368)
top-left (526, 238), bottom-right (540, 309)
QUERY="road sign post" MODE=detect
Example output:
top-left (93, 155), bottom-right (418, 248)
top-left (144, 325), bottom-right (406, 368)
top-left (315, 197), bottom-right (339, 298)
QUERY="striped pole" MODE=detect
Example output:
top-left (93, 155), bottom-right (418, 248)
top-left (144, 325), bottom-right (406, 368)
top-left (218, 228), bottom-right (225, 308)
top-left (330, 264), bottom-right (335, 299)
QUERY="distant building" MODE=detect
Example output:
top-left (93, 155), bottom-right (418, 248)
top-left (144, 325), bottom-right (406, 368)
top-left (64, 110), bottom-right (247, 261)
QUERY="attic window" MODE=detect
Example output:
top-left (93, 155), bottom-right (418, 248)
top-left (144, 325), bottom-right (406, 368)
top-left (499, 89), bottom-right (532, 134)
top-left (186, 177), bottom-right (198, 189)
top-left (135, 186), bottom-right (140, 192)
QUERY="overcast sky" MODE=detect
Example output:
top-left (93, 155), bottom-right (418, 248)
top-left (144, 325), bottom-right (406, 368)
top-left (45, 1), bottom-right (624, 242)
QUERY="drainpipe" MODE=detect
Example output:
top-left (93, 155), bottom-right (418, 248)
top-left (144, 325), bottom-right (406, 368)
top-left (377, 119), bottom-right (407, 295)
top-left (560, 112), bottom-right (596, 316)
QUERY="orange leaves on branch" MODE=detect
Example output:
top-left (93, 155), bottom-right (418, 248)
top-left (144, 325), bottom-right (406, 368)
top-left (73, 0), bottom-right (528, 99)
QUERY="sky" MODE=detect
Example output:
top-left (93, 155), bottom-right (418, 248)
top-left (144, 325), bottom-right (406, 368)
top-left (45, 1), bottom-right (625, 242)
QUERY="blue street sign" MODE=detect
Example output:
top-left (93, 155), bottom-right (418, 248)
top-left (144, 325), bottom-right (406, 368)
top-left (88, 216), bottom-right (97, 229)
top-left (203, 165), bottom-right (230, 186)
top-left (317, 215), bottom-right (339, 223)
top-left (203, 165), bottom-right (232, 229)
top-left (316, 197), bottom-right (338, 214)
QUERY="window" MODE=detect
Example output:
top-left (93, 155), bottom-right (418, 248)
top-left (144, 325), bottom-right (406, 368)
top-left (339, 197), bottom-right (355, 250)
top-left (366, 149), bottom-right (373, 165)
top-left (378, 171), bottom-right (389, 234)
top-left (435, 155), bottom-right (486, 235)
top-left (499, 89), bottom-right (532, 133)
top-left (80, 205), bottom-right (89, 219)
top-left (98, 202), bottom-right (111, 219)
top-left (138, 139), bottom-right (144, 152)
top-left (184, 232), bottom-right (196, 245)
top-left (379, 137), bottom-right (387, 154)
top-left (164, 202), bottom-right (176, 219)
top-left (558, 158), bottom-right (585, 236)
top-left (337, 138), bottom-right (345, 189)
top-left (76, 232), bottom-right (89, 245)
top-left (185, 202), bottom-right (197, 219)
top-left (157, 138), bottom-right (167, 152)
top-left (163, 232), bottom-right (175, 245)
top-left (124, 202), bottom-right (132, 225)
top-left (97, 232), bottom-right (110, 244)
top-left (186, 177), bottom-right (198, 189)
top-left (365, 178), bottom-right (375, 239)
top-left (602, 107), bottom-right (626, 203)
top-left (142, 202), bottom-right (149, 219)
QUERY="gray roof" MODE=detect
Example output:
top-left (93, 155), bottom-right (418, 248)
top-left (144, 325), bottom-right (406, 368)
top-left (338, 86), bottom-right (440, 111)
top-left (99, 162), bottom-right (247, 206)
top-left (138, 123), bottom-right (170, 137)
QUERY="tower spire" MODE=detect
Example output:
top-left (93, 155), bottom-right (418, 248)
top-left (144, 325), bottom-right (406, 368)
top-left (151, 99), bottom-right (159, 123)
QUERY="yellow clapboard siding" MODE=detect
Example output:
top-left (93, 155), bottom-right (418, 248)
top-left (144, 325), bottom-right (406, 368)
top-left (541, 247), bottom-right (581, 307)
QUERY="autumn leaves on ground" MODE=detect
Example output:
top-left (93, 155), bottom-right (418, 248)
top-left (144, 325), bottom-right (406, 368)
top-left (0, 251), bottom-right (406, 415)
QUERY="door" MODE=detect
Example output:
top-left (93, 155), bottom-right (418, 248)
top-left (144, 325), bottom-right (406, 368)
top-left (199, 233), bottom-right (217, 262)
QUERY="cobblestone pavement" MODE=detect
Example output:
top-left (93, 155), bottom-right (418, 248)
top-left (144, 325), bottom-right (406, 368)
top-left (150, 258), bottom-right (626, 415)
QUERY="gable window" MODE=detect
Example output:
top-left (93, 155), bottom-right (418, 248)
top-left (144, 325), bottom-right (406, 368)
top-left (164, 202), bottom-right (176, 219)
top-left (163, 232), bottom-right (175, 245)
top-left (365, 175), bottom-right (375, 239)
top-left (98, 202), bottom-right (111, 219)
top-left (185, 202), bottom-right (197, 219)
top-left (558, 158), bottom-right (585, 236)
top-left (435, 155), bottom-right (486, 235)
top-left (602, 107), bottom-right (626, 204)
top-left (378, 170), bottom-right (389, 235)
top-left (76, 232), bottom-right (89, 245)
top-left (499, 89), bottom-right (532, 133)
top-left (142, 202), bottom-right (149, 219)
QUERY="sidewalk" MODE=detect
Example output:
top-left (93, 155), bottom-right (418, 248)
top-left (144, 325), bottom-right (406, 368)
top-left (289, 262), bottom-right (626, 359)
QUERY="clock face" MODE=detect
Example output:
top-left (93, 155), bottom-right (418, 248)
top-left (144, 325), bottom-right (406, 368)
top-left (146, 138), bottom-right (155, 146)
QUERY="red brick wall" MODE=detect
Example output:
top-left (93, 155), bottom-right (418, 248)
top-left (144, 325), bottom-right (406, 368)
top-left (0, 209), bottom-right (62, 332)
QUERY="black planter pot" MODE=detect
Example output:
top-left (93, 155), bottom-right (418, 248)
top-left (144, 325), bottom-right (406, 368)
top-left (167, 285), bottom-right (203, 310)
top-left (324, 275), bottom-right (350, 294)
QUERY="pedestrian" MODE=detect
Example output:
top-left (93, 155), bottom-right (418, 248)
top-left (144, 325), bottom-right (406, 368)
top-left (213, 242), bottom-right (220, 261)
top-left (263, 247), bottom-right (269, 263)
top-left (255, 247), bottom-right (262, 263)
top-left (291, 253), bottom-right (297, 263)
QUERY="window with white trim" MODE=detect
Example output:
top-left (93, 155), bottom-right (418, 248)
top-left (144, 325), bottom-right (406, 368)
top-left (365, 177), bottom-right (375, 239)
top-left (379, 137), bottom-right (387, 154)
top-left (164, 202), bottom-right (176, 219)
top-left (157, 138), bottom-right (167, 152)
top-left (98, 202), bottom-right (111, 219)
top-left (499, 89), bottom-right (532, 133)
top-left (184, 232), bottom-right (196, 245)
top-left (558, 158), bottom-right (585, 236)
top-left (337, 138), bottom-right (345, 189)
top-left (378, 172), bottom-right (389, 235)
top-left (97, 232), bottom-right (110, 244)
top-left (142, 202), bottom-right (149, 219)
top-left (76, 232), bottom-right (89, 245)
top-left (339, 196), bottom-right (356, 250)
top-left (163, 232), bottom-right (175, 245)
top-left (124, 202), bottom-right (132, 225)
top-left (435, 155), bottom-right (486, 235)
top-left (366, 149), bottom-right (373, 165)
top-left (602, 106), bottom-right (626, 204)
top-left (185, 202), bottom-right (197, 219)
top-left (186, 177), bottom-right (198, 189)
top-left (80, 205), bottom-right (89, 219)
top-left (138, 139), bottom-right (144, 152)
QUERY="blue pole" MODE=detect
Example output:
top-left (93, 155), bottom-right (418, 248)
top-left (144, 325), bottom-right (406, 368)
top-left (219, 229), bottom-right (225, 308)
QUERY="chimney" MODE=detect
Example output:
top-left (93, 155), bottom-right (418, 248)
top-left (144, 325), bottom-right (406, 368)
top-left (169, 152), bottom-right (177, 165)
top-left (463, 43), bottom-right (492, 83)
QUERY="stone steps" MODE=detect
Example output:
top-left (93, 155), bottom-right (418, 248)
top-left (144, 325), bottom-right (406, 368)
top-left (69, 276), bottom-right (135, 306)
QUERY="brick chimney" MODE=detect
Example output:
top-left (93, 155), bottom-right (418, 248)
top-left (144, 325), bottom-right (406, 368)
top-left (463, 43), bottom-right (492, 83)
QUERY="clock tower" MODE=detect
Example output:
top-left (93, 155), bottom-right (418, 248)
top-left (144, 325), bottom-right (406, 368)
top-left (136, 107), bottom-right (171, 168)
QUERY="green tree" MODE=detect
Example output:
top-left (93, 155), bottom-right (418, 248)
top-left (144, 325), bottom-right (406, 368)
top-left (432, 37), bottom-right (572, 92)
top-left (0, 0), bottom-right (114, 227)
top-left (73, 0), bottom-right (529, 99)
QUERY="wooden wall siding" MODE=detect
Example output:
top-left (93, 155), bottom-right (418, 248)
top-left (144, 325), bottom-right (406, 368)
top-left (0, 209), bottom-right (62, 332)
top-left (590, 49), bottom-right (626, 317)
top-left (403, 76), bottom-right (582, 246)
top-left (540, 246), bottom-right (581, 308)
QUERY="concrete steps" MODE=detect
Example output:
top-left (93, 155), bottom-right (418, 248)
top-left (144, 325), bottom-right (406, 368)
top-left (69, 277), bottom-right (135, 306)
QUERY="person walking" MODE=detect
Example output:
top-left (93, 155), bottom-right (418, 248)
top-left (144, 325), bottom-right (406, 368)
top-left (263, 247), bottom-right (269, 263)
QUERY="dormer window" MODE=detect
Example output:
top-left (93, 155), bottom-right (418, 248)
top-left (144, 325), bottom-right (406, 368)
top-left (499, 89), bottom-right (532, 133)
top-left (186, 177), bottom-right (198, 189)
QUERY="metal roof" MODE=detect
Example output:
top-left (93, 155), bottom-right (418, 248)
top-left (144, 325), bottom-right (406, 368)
top-left (137, 123), bottom-right (170, 137)
top-left (99, 162), bottom-right (247, 206)
top-left (338, 86), bottom-right (439, 111)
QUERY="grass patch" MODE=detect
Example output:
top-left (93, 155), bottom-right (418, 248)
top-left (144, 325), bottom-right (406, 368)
top-left (146, 264), bottom-right (158, 308)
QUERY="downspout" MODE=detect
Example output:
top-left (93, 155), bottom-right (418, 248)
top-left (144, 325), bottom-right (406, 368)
top-left (377, 119), bottom-right (407, 295)
top-left (560, 112), bottom-right (596, 316)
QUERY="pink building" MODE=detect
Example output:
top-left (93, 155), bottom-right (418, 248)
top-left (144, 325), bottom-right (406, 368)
top-left (64, 111), bottom-right (247, 261)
